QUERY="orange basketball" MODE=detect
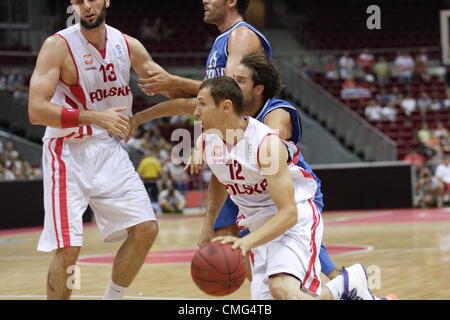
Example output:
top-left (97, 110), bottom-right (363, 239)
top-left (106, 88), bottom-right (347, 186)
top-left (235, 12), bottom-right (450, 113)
top-left (191, 241), bottom-right (246, 296)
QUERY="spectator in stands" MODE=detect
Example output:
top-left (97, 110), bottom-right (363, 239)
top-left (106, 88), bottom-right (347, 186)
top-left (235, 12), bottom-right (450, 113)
top-left (137, 149), bottom-right (164, 205)
top-left (394, 51), bottom-right (415, 85)
top-left (364, 99), bottom-right (383, 121)
top-left (325, 57), bottom-right (338, 80)
top-left (431, 98), bottom-right (443, 111)
top-left (417, 122), bottom-right (432, 145)
top-left (342, 75), bottom-right (356, 89)
top-left (416, 166), bottom-right (439, 208)
top-left (417, 92), bottom-right (431, 118)
top-left (356, 48), bottom-right (375, 74)
top-left (434, 122), bottom-right (449, 139)
top-left (376, 88), bottom-right (393, 106)
top-left (400, 94), bottom-right (417, 116)
top-left (338, 51), bottom-right (355, 79)
top-left (163, 155), bottom-right (189, 194)
top-left (381, 103), bottom-right (397, 122)
top-left (402, 149), bottom-right (425, 172)
top-left (425, 131), bottom-right (442, 158)
top-left (434, 154), bottom-right (450, 207)
top-left (0, 162), bottom-right (15, 181)
top-left (415, 48), bottom-right (430, 82)
top-left (390, 86), bottom-right (404, 105)
top-left (373, 56), bottom-right (390, 86)
top-left (200, 166), bottom-right (212, 185)
top-left (140, 17), bottom-right (173, 43)
top-left (158, 181), bottom-right (186, 214)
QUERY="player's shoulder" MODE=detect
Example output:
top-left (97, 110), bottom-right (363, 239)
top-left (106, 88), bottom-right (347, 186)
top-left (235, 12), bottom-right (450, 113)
top-left (39, 34), bottom-right (70, 58)
top-left (229, 23), bottom-right (260, 41)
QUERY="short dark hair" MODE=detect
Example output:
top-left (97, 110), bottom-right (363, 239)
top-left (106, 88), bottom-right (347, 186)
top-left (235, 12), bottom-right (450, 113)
top-left (240, 51), bottom-right (282, 101)
top-left (199, 76), bottom-right (244, 115)
top-left (236, 0), bottom-right (250, 17)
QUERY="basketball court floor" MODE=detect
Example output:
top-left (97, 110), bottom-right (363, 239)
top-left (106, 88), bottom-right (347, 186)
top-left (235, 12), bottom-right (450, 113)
top-left (1, 208), bottom-right (450, 300)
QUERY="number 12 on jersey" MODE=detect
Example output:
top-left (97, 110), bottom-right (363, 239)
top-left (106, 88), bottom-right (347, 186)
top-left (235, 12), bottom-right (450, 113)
top-left (227, 160), bottom-right (245, 180)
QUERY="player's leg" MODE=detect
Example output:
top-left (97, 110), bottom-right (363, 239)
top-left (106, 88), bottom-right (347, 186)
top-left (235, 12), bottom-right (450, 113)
top-left (319, 244), bottom-right (340, 279)
top-left (47, 246), bottom-right (81, 300)
top-left (110, 221), bottom-right (158, 287)
top-left (37, 138), bottom-right (88, 300)
top-left (89, 141), bottom-right (159, 299)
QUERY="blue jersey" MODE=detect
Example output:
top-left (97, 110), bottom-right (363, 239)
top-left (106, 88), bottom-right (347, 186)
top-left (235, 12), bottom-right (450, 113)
top-left (205, 21), bottom-right (272, 79)
top-left (255, 98), bottom-right (324, 212)
top-left (213, 99), bottom-right (324, 231)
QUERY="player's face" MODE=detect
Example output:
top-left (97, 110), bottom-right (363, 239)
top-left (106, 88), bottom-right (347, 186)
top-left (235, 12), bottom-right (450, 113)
top-left (195, 87), bottom-right (221, 130)
top-left (71, 0), bottom-right (109, 30)
top-left (203, 0), bottom-right (228, 24)
top-left (233, 64), bottom-right (258, 111)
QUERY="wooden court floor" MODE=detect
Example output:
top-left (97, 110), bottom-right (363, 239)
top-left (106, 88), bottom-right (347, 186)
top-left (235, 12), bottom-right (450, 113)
top-left (1, 208), bottom-right (450, 300)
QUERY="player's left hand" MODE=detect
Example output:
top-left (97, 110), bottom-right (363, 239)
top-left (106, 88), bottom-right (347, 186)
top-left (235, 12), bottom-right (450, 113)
top-left (138, 69), bottom-right (173, 96)
top-left (212, 236), bottom-right (251, 257)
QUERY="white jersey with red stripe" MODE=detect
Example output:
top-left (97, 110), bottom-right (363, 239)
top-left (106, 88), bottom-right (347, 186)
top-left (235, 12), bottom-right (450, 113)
top-left (203, 117), bottom-right (317, 232)
top-left (44, 23), bottom-right (132, 141)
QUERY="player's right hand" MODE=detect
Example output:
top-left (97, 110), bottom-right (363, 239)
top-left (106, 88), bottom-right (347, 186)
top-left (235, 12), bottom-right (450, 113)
top-left (184, 149), bottom-right (204, 174)
top-left (138, 69), bottom-right (173, 96)
top-left (96, 107), bottom-right (130, 140)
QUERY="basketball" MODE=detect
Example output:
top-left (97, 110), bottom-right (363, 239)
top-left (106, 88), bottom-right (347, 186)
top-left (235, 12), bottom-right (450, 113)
top-left (190, 241), bottom-right (247, 296)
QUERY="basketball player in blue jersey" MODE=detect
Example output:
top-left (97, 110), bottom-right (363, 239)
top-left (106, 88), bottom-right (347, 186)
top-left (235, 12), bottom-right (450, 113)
top-left (137, 0), bottom-right (271, 97)
top-left (128, 51), bottom-right (340, 281)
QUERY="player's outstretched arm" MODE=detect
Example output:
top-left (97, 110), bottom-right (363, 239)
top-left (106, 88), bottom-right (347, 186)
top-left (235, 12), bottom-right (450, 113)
top-left (126, 97), bottom-right (198, 141)
top-left (28, 36), bottom-right (130, 139)
top-left (125, 34), bottom-right (201, 98)
top-left (226, 27), bottom-right (265, 77)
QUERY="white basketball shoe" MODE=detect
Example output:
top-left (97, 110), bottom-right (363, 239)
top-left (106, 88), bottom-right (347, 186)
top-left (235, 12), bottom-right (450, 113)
top-left (340, 264), bottom-right (377, 300)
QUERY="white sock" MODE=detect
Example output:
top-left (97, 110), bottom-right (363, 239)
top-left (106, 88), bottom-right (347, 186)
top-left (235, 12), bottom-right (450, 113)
top-left (103, 280), bottom-right (127, 300)
top-left (324, 274), bottom-right (344, 300)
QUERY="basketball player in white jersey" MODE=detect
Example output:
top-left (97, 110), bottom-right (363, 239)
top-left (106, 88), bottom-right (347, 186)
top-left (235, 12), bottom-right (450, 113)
top-left (28, 0), bottom-right (178, 300)
top-left (193, 76), bottom-right (380, 300)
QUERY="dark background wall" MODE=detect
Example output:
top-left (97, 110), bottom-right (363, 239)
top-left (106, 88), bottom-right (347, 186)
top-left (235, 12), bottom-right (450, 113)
top-left (313, 162), bottom-right (414, 211)
top-left (0, 180), bottom-right (92, 230)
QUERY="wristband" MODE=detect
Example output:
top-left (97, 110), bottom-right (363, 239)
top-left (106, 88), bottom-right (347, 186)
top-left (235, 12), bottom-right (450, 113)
top-left (61, 108), bottom-right (81, 128)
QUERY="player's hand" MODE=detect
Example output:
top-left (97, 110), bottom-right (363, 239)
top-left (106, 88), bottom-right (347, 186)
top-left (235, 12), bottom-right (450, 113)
top-left (138, 69), bottom-right (174, 96)
top-left (212, 236), bottom-right (251, 257)
top-left (95, 107), bottom-right (130, 140)
top-left (184, 149), bottom-right (204, 174)
top-left (125, 115), bottom-right (138, 143)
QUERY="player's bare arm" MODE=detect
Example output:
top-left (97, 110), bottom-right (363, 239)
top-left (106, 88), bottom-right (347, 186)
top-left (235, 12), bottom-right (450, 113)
top-left (28, 35), bottom-right (130, 139)
top-left (198, 173), bottom-right (229, 247)
top-left (215, 136), bottom-right (298, 255)
top-left (225, 26), bottom-right (264, 76)
top-left (127, 97), bottom-right (198, 142)
top-left (264, 108), bottom-right (293, 141)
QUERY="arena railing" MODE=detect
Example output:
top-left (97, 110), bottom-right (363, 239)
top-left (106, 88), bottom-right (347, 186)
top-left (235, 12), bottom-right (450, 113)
top-left (279, 60), bottom-right (397, 161)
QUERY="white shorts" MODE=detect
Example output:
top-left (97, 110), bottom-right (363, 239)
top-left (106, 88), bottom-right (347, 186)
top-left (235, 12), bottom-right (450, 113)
top-left (250, 199), bottom-right (323, 299)
top-left (37, 137), bottom-right (156, 252)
